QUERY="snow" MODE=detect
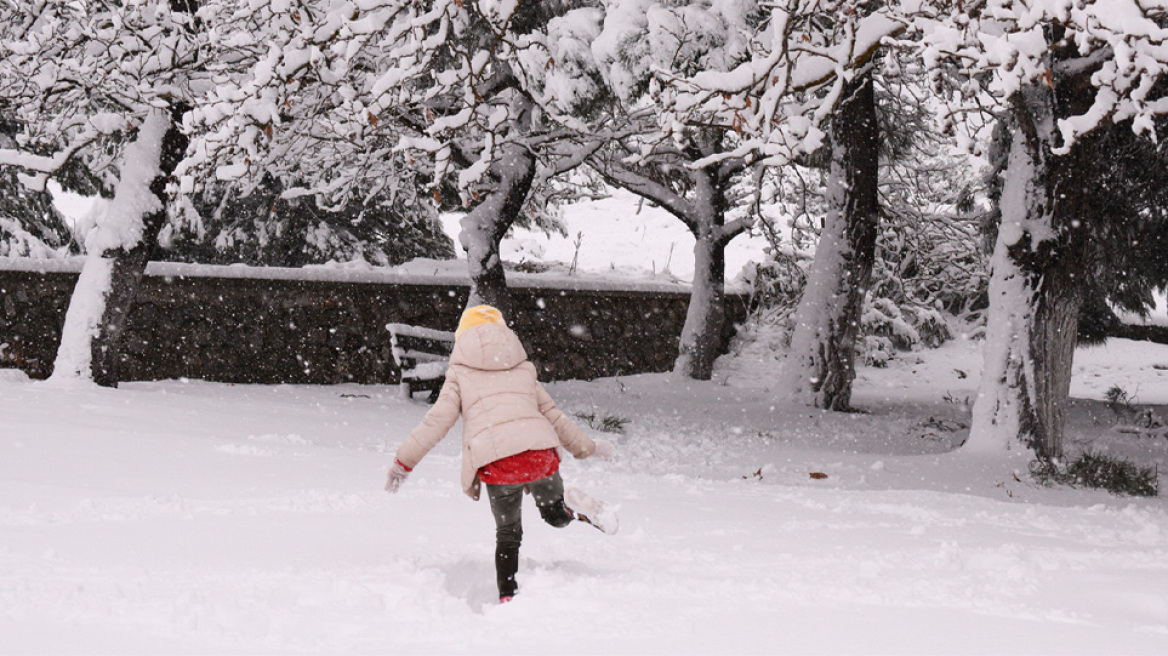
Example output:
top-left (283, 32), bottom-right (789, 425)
top-left (449, 187), bottom-right (768, 285)
top-left (47, 181), bottom-right (92, 230)
top-left (0, 218), bottom-right (66, 259)
top-left (82, 110), bottom-right (168, 255)
top-left (44, 254), bottom-right (114, 382)
top-left (3, 329), bottom-right (1168, 653)
top-left (4, 223), bottom-right (1168, 652)
top-left (8, 129), bottom-right (1168, 655)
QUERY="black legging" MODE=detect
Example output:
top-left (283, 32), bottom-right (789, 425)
top-left (485, 472), bottom-right (575, 598)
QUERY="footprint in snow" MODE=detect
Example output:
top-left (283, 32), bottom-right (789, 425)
top-left (215, 443), bottom-right (275, 456)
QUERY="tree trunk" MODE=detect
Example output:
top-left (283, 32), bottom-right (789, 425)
top-left (91, 107), bottom-right (189, 387)
top-left (674, 175), bottom-right (729, 381)
top-left (967, 82), bottom-right (1095, 461)
top-left (458, 144), bottom-right (535, 318)
top-left (779, 71), bottom-right (880, 410)
top-left (50, 107), bottom-right (187, 386)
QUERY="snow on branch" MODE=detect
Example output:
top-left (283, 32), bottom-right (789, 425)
top-left (652, 1), bottom-right (907, 169)
top-left (912, 0), bottom-right (1168, 152)
top-left (188, 0), bottom-right (593, 209)
top-left (0, 1), bottom-right (201, 190)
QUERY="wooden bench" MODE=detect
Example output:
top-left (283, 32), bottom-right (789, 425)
top-left (386, 323), bottom-right (456, 402)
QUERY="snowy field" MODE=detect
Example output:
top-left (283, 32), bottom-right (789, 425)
top-left (9, 190), bottom-right (1168, 654)
top-left (2, 331), bottom-right (1168, 655)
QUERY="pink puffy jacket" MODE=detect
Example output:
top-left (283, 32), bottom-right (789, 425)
top-left (394, 322), bottom-right (597, 499)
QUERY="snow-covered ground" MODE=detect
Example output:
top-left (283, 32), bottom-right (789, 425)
top-left (2, 331), bottom-right (1167, 655)
top-left (12, 188), bottom-right (1168, 653)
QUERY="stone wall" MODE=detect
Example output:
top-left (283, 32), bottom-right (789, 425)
top-left (0, 261), bottom-right (748, 384)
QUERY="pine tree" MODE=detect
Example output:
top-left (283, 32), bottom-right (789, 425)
top-left (1075, 116), bottom-right (1168, 344)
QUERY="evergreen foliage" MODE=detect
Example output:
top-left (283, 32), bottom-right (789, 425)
top-left (981, 112), bottom-right (1168, 347)
top-left (980, 113), bottom-right (1168, 347)
top-left (0, 114), bottom-right (75, 257)
top-left (1030, 452), bottom-right (1159, 498)
top-left (0, 170), bottom-right (72, 258)
top-left (1077, 117), bottom-right (1168, 344)
top-left (161, 176), bottom-right (454, 267)
top-left (573, 412), bottom-right (630, 435)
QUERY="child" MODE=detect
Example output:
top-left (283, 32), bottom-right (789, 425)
top-left (385, 304), bottom-right (616, 603)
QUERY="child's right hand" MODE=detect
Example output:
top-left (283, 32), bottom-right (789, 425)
top-left (385, 459), bottom-right (412, 493)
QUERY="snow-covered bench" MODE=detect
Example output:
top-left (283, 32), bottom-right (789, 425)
top-left (386, 323), bottom-right (456, 402)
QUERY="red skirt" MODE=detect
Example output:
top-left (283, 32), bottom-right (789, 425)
top-left (479, 448), bottom-right (561, 485)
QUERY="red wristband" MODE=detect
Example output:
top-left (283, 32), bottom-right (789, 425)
top-left (395, 459), bottom-right (413, 472)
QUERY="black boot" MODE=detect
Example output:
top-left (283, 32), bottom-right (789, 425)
top-left (495, 540), bottom-right (520, 600)
top-left (537, 497), bottom-right (575, 528)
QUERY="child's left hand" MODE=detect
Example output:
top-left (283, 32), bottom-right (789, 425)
top-left (592, 439), bottom-right (616, 461)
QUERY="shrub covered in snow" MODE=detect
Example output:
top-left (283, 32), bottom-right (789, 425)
top-left (0, 147), bottom-right (75, 258)
top-left (1030, 452), bottom-right (1159, 498)
top-left (862, 297), bottom-right (953, 351)
top-left (861, 335), bottom-right (894, 368)
top-left (742, 252), bottom-right (807, 333)
top-left (743, 250), bottom-right (959, 366)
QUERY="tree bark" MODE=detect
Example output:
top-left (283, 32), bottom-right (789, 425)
top-left (967, 81), bottom-right (1095, 461)
top-left (90, 105), bottom-right (189, 387)
top-left (673, 172), bottom-right (729, 380)
top-left (50, 107), bottom-right (186, 386)
top-left (50, 0), bottom-right (199, 387)
top-left (780, 70), bottom-right (880, 410)
top-left (458, 143), bottom-right (536, 318)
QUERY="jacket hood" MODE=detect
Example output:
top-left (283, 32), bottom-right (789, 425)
top-left (455, 304), bottom-right (506, 338)
top-left (449, 322), bottom-right (528, 371)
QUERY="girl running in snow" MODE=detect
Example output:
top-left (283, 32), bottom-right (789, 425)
top-left (385, 304), bottom-right (616, 603)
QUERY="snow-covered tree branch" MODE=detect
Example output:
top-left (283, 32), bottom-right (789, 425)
top-left (190, 0), bottom-right (599, 314)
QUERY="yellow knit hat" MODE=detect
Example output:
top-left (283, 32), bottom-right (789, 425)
top-left (455, 304), bottom-right (506, 338)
